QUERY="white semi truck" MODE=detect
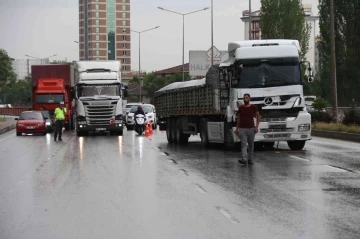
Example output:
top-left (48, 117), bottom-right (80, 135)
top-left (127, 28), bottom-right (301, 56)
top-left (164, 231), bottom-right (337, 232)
top-left (71, 61), bottom-right (127, 136)
top-left (155, 39), bottom-right (313, 150)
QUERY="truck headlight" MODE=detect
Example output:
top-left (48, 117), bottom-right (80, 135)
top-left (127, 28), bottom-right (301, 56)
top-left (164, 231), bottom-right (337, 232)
top-left (294, 97), bottom-right (302, 106)
top-left (298, 124), bottom-right (310, 132)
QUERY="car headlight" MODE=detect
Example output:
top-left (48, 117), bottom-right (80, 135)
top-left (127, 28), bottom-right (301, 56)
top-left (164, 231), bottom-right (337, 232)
top-left (294, 97), bottom-right (302, 106)
top-left (46, 122), bottom-right (51, 126)
top-left (148, 115), bottom-right (153, 119)
top-left (298, 124), bottom-right (311, 132)
top-left (18, 123), bottom-right (24, 126)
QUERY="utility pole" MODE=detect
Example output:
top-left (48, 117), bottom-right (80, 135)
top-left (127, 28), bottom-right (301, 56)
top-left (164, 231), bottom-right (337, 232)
top-left (248, 0), bottom-right (252, 40)
top-left (330, 0), bottom-right (338, 122)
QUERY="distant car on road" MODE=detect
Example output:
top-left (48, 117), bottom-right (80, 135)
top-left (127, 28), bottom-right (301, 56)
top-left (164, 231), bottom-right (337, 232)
top-left (305, 96), bottom-right (316, 112)
top-left (126, 104), bottom-right (157, 130)
top-left (15, 111), bottom-right (48, 136)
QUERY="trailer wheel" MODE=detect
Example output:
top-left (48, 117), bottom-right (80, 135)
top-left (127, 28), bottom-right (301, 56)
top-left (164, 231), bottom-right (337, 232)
top-left (166, 118), bottom-right (174, 143)
top-left (171, 118), bottom-right (177, 143)
top-left (200, 118), bottom-right (209, 147)
top-left (176, 118), bottom-right (188, 144)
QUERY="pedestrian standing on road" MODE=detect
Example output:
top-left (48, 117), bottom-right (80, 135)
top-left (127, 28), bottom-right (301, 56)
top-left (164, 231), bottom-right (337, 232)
top-left (53, 101), bottom-right (66, 141)
top-left (235, 94), bottom-right (261, 165)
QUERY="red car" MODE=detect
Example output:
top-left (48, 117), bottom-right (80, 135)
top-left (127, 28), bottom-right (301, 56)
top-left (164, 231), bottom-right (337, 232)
top-left (15, 111), bottom-right (48, 136)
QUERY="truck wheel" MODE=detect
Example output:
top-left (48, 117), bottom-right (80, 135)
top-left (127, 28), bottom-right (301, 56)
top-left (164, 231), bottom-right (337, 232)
top-left (200, 118), bottom-right (209, 147)
top-left (287, 140), bottom-right (306, 150)
top-left (171, 118), bottom-right (177, 143)
top-left (166, 119), bottom-right (174, 143)
top-left (176, 118), bottom-right (188, 144)
top-left (224, 129), bottom-right (235, 150)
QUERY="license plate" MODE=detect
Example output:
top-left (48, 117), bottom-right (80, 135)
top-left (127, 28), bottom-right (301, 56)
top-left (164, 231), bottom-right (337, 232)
top-left (26, 126), bottom-right (35, 129)
top-left (96, 128), bottom-right (106, 131)
top-left (269, 124), bottom-right (286, 129)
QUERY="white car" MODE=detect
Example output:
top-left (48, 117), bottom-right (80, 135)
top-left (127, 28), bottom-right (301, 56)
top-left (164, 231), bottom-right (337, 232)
top-left (126, 104), bottom-right (157, 130)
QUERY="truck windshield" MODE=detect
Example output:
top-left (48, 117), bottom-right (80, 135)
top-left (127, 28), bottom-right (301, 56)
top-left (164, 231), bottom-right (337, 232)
top-left (236, 58), bottom-right (301, 88)
top-left (78, 84), bottom-right (120, 97)
top-left (35, 94), bottom-right (64, 104)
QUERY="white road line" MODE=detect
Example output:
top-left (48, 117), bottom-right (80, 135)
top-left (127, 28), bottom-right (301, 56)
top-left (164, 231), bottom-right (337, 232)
top-left (217, 207), bottom-right (239, 224)
top-left (195, 184), bottom-right (207, 194)
top-left (290, 155), bottom-right (310, 162)
top-left (0, 135), bottom-right (15, 142)
top-left (323, 165), bottom-right (350, 173)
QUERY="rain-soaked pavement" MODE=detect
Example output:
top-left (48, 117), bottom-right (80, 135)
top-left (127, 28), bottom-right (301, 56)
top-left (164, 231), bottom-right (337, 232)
top-left (0, 129), bottom-right (360, 239)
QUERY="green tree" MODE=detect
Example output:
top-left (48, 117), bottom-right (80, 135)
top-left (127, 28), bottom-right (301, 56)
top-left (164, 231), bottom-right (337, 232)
top-left (260, 0), bottom-right (311, 61)
top-left (318, 0), bottom-right (360, 107)
top-left (0, 49), bottom-right (17, 85)
top-left (0, 79), bottom-right (31, 105)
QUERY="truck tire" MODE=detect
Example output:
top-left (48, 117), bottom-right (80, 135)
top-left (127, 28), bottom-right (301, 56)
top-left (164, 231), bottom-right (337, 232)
top-left (263, 142), bottom-right (275, 150)
top-left (166, 118), bottom-right (174, 143)
top-left (224, 128), bottom-right (235, 150)
top-left (171, 118), bottom-right (177, 143)
top-left (176, 118), bottom-right (188, 144)
top-left (200, 118), bottom-right (209, 147)
top-left (287, 140), bottom-right (306, 150)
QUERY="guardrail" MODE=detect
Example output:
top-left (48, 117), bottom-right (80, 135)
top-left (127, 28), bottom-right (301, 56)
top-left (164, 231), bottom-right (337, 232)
top-left (0, 107), bottom-right (32, 116)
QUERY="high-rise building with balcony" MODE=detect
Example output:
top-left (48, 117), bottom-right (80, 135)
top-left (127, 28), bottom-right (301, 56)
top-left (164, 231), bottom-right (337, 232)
top-left (78, 0), bottom-right (131, 72)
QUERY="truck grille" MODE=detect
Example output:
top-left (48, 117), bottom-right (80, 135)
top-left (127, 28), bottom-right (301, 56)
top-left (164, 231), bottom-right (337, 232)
top-left (85, 105), bottom-right (115, 125)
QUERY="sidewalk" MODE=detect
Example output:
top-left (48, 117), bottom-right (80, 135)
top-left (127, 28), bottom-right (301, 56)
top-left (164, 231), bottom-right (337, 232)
top-left (0, 117), bottom-right (16, 135)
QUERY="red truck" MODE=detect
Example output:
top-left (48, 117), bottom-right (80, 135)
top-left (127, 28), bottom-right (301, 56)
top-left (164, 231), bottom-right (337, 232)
top-left (31, 64), bottom-right (74, 130)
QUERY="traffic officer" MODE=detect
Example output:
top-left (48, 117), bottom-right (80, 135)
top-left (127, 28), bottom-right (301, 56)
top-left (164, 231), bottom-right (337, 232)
top-left (53, 101), bottom-right (66, 141)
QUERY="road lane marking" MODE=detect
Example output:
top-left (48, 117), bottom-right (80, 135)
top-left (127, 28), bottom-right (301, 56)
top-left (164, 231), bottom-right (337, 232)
top-left (290, 155), bottom-right (311, 162)
top-left (0, 135), bottom-right (15, 142)
top-left (180, 169), bottom-right (189, 176)
top-left (323, 165), bottom-right (353, 173)
top-left (195, 184), bottom-right (207, 194)
top-left (170, 159), bottom-right (177, 164)
top-left (216, 207), bottom-right (239, 224)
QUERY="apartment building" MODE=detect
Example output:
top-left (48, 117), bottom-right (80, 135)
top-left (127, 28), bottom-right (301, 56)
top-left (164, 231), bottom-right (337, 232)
top-left (78, 0), bottom-right (131, 72)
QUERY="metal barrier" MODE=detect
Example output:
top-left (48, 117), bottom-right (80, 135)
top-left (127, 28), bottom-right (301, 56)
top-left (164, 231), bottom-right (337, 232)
top-left (0, 107), bottom-right (32, 116)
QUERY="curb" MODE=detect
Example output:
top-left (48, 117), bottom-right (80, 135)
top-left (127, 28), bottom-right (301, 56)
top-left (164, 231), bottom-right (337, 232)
top-left (312, 130), bottom-right (360, 143)
top-left (0, 124), bottom-right (16, 135)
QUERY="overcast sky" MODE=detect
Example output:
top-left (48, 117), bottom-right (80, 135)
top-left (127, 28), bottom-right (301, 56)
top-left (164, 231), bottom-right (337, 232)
top-left (0, 0), bottom-right (319, 72)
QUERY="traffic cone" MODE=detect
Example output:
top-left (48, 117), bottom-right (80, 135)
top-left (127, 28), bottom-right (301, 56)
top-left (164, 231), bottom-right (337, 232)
top-left (145, 123), bottom-right (150, 136)
top-left (149, 122), bottom-right (153, 134)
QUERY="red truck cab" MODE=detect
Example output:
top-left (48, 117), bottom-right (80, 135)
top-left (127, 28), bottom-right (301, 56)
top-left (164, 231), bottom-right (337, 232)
top-left (31, 64), bottom-right (74, 130)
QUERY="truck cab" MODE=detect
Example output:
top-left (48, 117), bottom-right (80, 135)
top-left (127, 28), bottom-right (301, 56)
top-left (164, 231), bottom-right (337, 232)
top-left (72, 61), bottom-right (127, 136)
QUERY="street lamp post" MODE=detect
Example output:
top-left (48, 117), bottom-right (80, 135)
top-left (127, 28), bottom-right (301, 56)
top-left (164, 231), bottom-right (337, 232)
top-left (158, 6), bottom-right (209, 81)
top-left (25, 54), bottom-right (57, 60)
top-left (131, 26), bottom-right (160, 102)
top-left (330, 0), bottom-right (338, 123)
top-left (211, 0), bottom-right (214, 66)
top-left (249, 0), bottom-right (252, 40)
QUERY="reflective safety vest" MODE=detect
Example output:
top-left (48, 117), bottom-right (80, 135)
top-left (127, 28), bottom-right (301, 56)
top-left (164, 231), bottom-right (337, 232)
top-left (54, 107), bottom-right (67, 120)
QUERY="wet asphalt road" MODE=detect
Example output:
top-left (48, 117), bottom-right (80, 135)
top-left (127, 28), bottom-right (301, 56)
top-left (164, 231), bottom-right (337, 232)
top-left (0, 129), bottom-right (360, 239)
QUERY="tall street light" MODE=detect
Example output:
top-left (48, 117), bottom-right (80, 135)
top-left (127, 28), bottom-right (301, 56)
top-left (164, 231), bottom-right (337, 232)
top-left (249, 0), bottom-right (252, 40)
top-left (330, 0), bottom-right (338, 123)
top-left (158, 6), bottom-right (209, 81)
top-left (131, 26), bottom-right (160, 102)
top-left (25, 54), bottom-right (57, 60)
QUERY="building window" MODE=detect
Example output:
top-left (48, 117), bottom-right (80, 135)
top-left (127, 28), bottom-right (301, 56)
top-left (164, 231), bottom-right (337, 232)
top-left (123, 66), bottom-right (127, 71)
top-left (123, 51), bottom-right (126, 56)
top-left (96, 35), bottom-right (99, 40)
top-left (96, 12), bottom-right (99, 18)
top-left (96, 50), bottom-right (100, 56)
top-left (95, 4), bottom-right (99, 10)
top-left (96, 58), bottom-right (100, 60)
top-left (96, 42), bottom-right (100, 48)
top-left (123, 59), bottom-right (127, 64)
top-left (96, 27), bottom-right (99, 33)
top-left (122, 20), bottom-right (126, 26)
top-left (122, 13), bottom-right (126, 18)
top-left (122, 5), bottom-right (126, 11)
top-left (122, 28), bottom-right (126, 33)
top-left (122, 35), bottom-right (126, 41)
top-left (122, 0), bottom-right (126, 3)
top-left (96, 20), bottom-right (99, 25)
